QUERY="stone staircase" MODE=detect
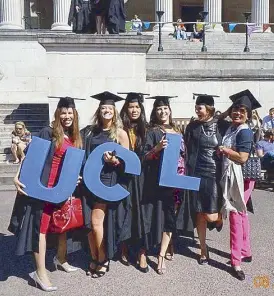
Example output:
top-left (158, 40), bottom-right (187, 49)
top-left (0, 103), bottom-right (49, 191)
top-left (149, 32), bottom-right (274, 54)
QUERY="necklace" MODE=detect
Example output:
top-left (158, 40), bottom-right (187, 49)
top-left (201, 123), bottom-right (216, 138)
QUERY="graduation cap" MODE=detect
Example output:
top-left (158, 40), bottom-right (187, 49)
top-left (48, 96), bottom-right (85, 109)
top-left (91, 91), bottom-right (124, 106)
top-left (193, 93), bottom-right (220, 107)
top-left (229, 89), bottom-right (261, 110)
top-left (146, 95), bottom-right (178, 107)
top-left (118, 92), bottom-right (150, 104)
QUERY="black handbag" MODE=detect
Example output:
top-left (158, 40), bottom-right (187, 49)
top-left (242, 146), bottom-right (261, 180)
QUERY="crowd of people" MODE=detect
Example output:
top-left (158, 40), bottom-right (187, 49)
top-left (68, 0), bottom-right (126, 34)
top-left (8, 90), bottom-right (265, 291)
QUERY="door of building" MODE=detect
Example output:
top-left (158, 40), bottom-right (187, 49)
top-left (181, 5), bottom-right (203, 31)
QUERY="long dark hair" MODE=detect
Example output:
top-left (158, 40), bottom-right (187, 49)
top-left (149, 104), bottom-right (179, 131)
top-left (120, 101), bottom-right (147, 148)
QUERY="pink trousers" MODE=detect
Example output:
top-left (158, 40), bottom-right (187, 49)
top-left (229, 179), bottom-right (255, 266)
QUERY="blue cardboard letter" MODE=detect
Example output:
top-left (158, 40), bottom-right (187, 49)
top-left (19, 136), bottom-right (85, 203)
top-left (83, 142), bottom-right (141, 201)
top-left (159, 133), bottom-right (200, 191)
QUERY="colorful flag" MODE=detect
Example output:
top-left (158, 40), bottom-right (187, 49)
top-left (263, 24), bottom-right (270, 32)
top-left (247, 24), bottom-right (256, 36)
top-left (228, 23), bottom-right (237, 33)
top-left (143, 22), bottom-right (151, 30)
top-left (125, 21), bottom-right (133, 32)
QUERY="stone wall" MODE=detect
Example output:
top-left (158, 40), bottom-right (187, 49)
top-left (0, 32), bottom-right (153, 128)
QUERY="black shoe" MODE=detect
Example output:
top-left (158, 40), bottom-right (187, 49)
top-left (242, 256), bottom-right (252, 263)
top-left (137, 264), bottom-right (149, 273)
top-left (198, 246), bottom-right (209, 265)
top-left (120, 256), bottom-right (130, 266)
top-left (92, 260), bottom-right (110, 278)
top-left (216, 221), bottom-right (223, 232)
top-left (86, 258), bottom-right (98, 276)
top-left (232, 268), bottom-right (245, 281)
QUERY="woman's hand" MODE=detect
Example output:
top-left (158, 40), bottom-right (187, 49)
top-left (103, 151), bottom-right (119, 165)
top-left (14, 176), bottom-right (27, 196)
top-left (75, 5), bottom-right (80, 12)
top-left (154, 136), bottom-right (168, 153)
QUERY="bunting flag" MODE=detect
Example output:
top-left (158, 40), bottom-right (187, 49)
top-left (196, 22), bottom-right (203, 31)
top-left (143, 22), bottom-right (151, 30)
top-left (212, 24), bottom-right (216, 29)
top-left (263, 24), bottom-right (270, 32)
top-left (228, 23), bottom-right (237, 33)
top-left (247, 24), bottom-right (256, 36)
top-left (125, 21), bottom-right (133, 32)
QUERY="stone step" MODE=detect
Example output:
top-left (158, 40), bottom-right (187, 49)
top-left (0, 184), bottom-right (16, 191)
top-left (0, 138), bottom-right (11, 147)
top-left (0, 173), bottom-right (16, 185)
top-left (0, 114), bottom-right (49, 122)
top-left (0, 163), bottom-right (19, 174)
top-left (0, 103), bottom-right (48, 110)
top-left (0, 124), bottom-right (45, 132)
top-left (1, 119), bottom-right (49, 125)
top-left (0, 154), bottom-right (13, 163)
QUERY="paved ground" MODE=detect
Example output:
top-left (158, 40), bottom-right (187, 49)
top-left (0, 189), bottom-right (273, 296)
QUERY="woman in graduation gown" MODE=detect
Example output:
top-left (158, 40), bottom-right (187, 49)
top-left (8, 97), bottom-right (82, 291)
top-left (142, 95), bottom-right (183, 275)
top-left (81, 91), bottom-right (130, 278)
top-left (119, 92), bottom-right (149, 272)
top-left (184, 94), bottom-right (225, 265)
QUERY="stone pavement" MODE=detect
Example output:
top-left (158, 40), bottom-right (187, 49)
top-left (0, 190), bottom-right (273, 296)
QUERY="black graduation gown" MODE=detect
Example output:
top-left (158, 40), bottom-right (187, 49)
top-left (141, 127), bottom-right (177, 248)
top-left (68, 0), bottom-right (96, 33)
top-left (80, 125), bottom-right (131, 260)
top-left (8, 127), bottom-right (83, 255)
top-left (107, 0), bottom-right (126, 34)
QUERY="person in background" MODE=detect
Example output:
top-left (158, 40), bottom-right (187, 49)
top-left (107, 0), bottom-right (126, 34)
top-left (175, 19), bottom-right (187, 40)
top-left (68, 0), bottom-right (94, 33)
top-left (11, 121), bottom-right (31, 164)
top-left (250, 110), bottom-right (262, 143)
top-left (131, 15), bottom-right (142, 34)
top-left (256, 130), bottom-right (274, 170)
top-left (94, 0), bottom-right (108, 34)
top-left (262, 107), bottom-right (274, 132)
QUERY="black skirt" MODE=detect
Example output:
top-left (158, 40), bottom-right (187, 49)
top-left (193, 175), bottom-right (223, 214)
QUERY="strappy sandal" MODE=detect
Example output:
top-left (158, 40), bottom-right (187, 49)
top-left (165, 243), bottom-right (174, 261)
top-left (198, 245), bottom-right (210, 265)
top-left (86, 258), bottom-right (98, 276)
top-left (156, 255), bottom-right (166, 275)
top-left (92, 260), bottom-right (110, 278)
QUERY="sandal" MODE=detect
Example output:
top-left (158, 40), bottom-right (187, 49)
top-left (92, 260), bottom-right (110, 278)
top-left (86, 258), bottom-right (98, 276)
top-left (165, 243), bottom-right (174, 261)
top-left (13, 160), bottom-right (20, 164)
top-left (156, 255), bottom-right (166, 275)
top-left (198, 245), bottom-right (210, 265)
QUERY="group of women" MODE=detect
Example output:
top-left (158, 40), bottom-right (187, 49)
top-left (8, 90), bottom-right (259, 292)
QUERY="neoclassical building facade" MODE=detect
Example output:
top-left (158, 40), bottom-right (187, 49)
top-left (0, 0), bottom-right (273, 32)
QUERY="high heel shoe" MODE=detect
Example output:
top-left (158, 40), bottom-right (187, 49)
top-left (198, 246), bottom-right (210, 265)
top-left (86, 258), bottom-right (98, 276)
top-left (137, 254), bottom-right (149, 273)
top-left (92, 260), bottom-right (110, 278)
top-left (53, 256), bottom-right (79, 273)
top-left (156, 255), bottom-right (166, 275)
top-left (29, 271), bottom-right (57, 292)
top-left (231, 267), bottom-right (245, 281)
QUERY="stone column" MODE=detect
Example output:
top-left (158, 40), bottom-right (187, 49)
top-left (204, 0), bottom-right (223, 32)
top-left (51, 0), bottom-right (71, 31)
top-left (154, 0), bottom-right (174, 33)
top-left (0, 0), bottom-right (23, 29)
top-left (252, 0), bottom-right (271, 32)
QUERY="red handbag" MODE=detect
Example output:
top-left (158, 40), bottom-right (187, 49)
top-left (49, 197), bottom-right (84, 234)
